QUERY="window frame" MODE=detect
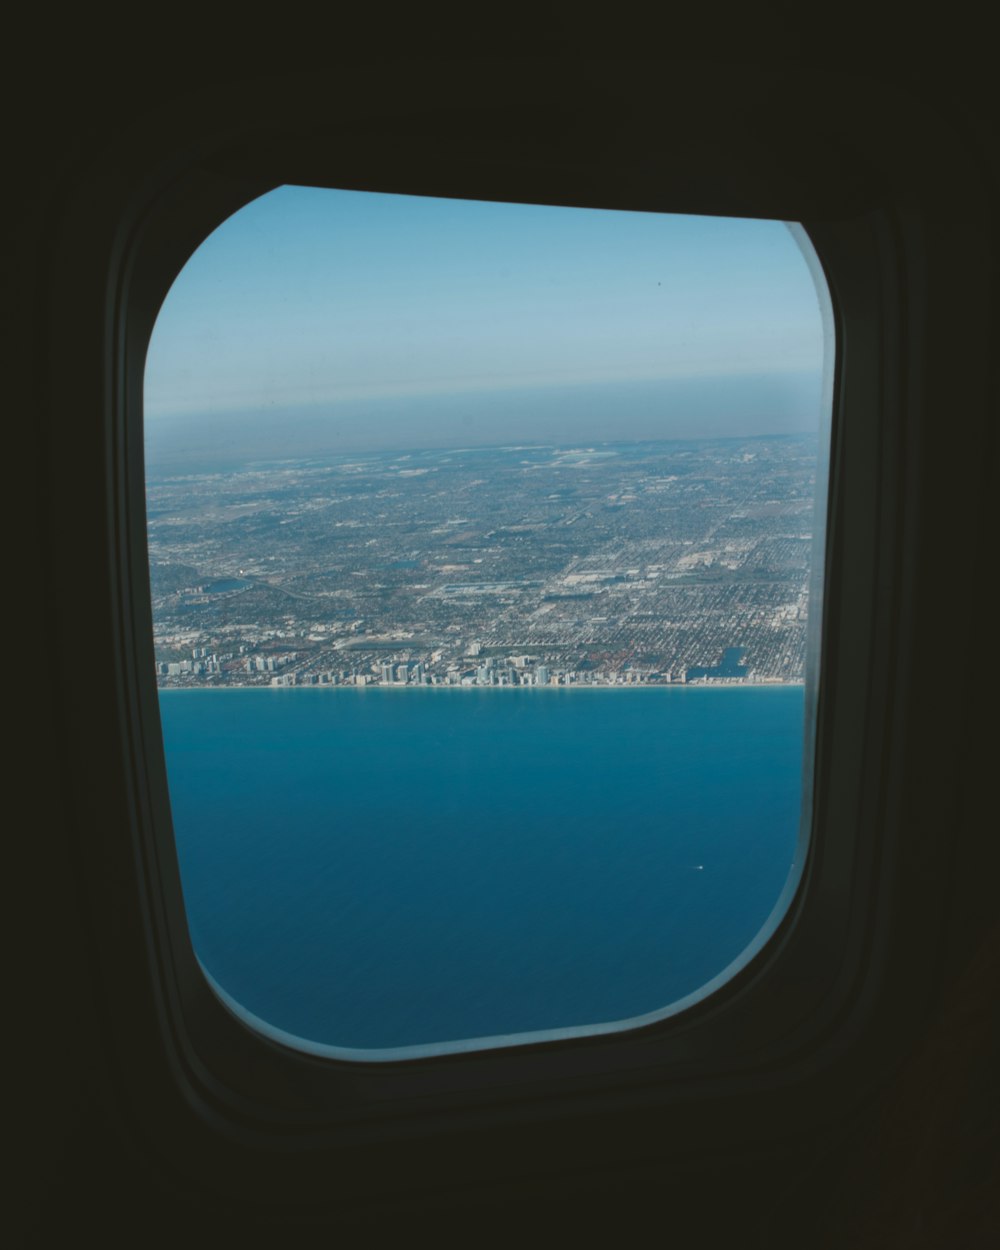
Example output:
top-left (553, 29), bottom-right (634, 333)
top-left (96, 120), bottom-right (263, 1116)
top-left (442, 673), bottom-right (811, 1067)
top-left (45, 62), bottom-right (992, 1201)
top-left (122, 174), bottom-right (877, 1117)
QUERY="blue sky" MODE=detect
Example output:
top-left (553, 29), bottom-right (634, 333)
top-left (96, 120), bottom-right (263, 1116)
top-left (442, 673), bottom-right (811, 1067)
top-left (145, 186), bottom-right (827, 450)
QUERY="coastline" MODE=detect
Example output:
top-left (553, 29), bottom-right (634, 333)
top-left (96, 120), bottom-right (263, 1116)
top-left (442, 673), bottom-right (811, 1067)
top-left (157, 679), bottom-right (805, 692)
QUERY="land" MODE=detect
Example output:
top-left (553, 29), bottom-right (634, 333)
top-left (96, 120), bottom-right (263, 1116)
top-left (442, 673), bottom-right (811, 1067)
top-left (147, 434), bottom-right (818, 688)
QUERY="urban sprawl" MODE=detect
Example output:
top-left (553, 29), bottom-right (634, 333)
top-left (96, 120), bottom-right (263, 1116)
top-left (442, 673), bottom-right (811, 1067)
top-left (148, 435), bottom-right (816, 689)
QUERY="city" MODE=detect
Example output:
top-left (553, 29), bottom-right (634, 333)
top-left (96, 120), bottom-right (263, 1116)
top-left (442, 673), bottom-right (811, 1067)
top-left (147, 433), bottom-right (817, 689)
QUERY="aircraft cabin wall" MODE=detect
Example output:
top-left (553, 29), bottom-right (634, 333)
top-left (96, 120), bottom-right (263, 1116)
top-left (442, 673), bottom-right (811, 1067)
top-left (11, 35), bottom-right (999, 1249)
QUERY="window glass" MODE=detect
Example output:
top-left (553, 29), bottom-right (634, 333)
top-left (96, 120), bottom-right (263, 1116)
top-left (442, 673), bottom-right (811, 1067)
top-left (145, 188), bottom-right (830, 1056)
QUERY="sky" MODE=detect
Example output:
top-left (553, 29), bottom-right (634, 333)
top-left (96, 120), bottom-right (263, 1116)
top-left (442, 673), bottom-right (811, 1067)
top-left (144, 186), bottom-right (828, 458)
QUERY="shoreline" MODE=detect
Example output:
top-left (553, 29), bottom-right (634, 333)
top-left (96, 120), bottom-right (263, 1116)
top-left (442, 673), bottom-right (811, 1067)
top-left (157, 680), bottom-right (805, 693)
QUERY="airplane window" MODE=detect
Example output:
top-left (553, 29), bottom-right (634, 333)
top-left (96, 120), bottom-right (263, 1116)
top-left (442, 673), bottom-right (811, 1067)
top-left (144, 186), bottom-right (832, 1057)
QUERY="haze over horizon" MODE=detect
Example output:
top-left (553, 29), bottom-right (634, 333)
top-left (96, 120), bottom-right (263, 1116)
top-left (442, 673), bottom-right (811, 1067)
top-left (144, 370), bottom-right (822, 471)
top-left (145, 185), bottom-right (827, 468)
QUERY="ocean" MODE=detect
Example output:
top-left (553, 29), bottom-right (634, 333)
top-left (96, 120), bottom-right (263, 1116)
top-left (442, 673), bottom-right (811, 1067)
top-left (159, 686), bottom-right (806, 1053)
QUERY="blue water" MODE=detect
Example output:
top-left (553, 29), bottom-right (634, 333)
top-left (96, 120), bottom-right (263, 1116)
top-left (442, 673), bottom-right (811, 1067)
top-left (159, 687), bottom-right (805, 1051)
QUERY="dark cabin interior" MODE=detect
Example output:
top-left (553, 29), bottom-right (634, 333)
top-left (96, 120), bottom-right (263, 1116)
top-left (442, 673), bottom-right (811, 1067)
top-left (12, 26), bottom-right (998, 1248)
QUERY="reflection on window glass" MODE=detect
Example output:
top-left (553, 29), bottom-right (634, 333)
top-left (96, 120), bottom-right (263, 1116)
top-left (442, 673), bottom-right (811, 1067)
top-left (145, 188), bottom-right (830, 1056)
